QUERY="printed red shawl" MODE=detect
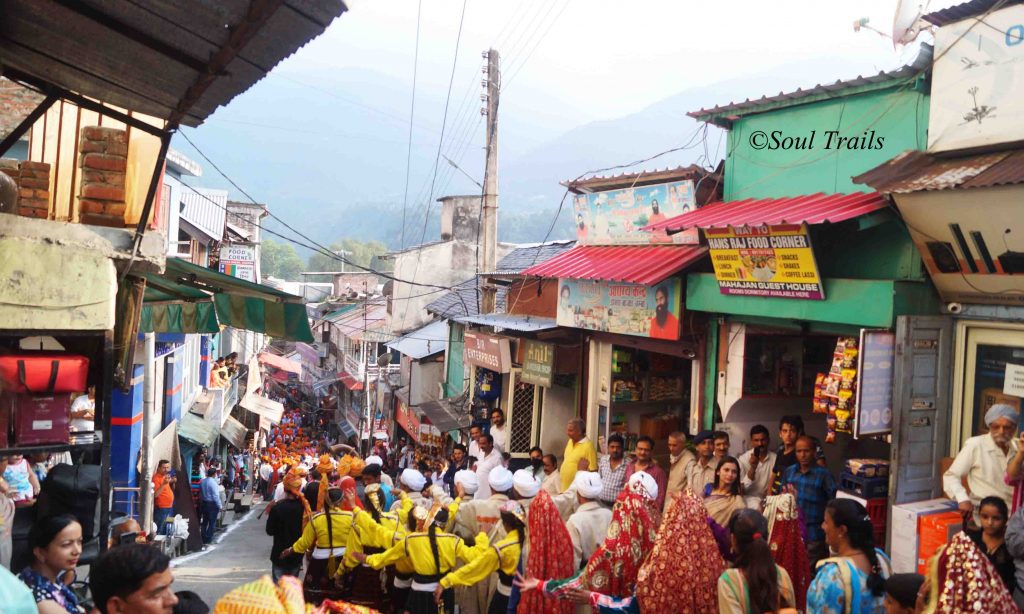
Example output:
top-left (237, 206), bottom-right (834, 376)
top-left (636, 491), bottom-right (724, 613)
top-left (518, 490), bottom-right (575, 614)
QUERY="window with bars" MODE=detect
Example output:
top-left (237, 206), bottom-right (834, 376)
top-left (509, 372), bottom-right (538, 455)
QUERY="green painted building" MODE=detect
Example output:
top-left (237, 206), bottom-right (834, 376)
top-left (683, 48), bottom-right (941, 428)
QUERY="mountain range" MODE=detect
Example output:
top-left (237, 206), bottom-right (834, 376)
top-left (173, 54), bottom-right (893, 253)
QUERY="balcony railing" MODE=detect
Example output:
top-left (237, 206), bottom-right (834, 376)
top-left (343, 354), bottom-right (399, 381)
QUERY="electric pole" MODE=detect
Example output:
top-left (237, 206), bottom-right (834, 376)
top-left (480, 49), bottom-right (499, 314)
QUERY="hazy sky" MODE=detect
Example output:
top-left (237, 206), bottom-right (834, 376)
top-left (274, 0), bottom-right (947, 121)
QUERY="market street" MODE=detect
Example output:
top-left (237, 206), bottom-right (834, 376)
top-left (172, 505), bottom-right (270, 606)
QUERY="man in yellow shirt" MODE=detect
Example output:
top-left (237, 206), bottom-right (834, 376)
top-left (561, 418), bottom-right (597, 492)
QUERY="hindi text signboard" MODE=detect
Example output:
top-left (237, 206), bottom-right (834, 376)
top-left (706, 224), bottom-right (825, 300)
top-left (557, 278), bottom-right (681, 340)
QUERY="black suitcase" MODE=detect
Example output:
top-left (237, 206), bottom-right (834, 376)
top-left (36, 463), bottom-right (102, 563)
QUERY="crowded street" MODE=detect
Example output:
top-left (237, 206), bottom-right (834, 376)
top-left (3, 1), bottom-right (1024, 613)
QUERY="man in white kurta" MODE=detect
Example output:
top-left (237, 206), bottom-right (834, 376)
top-left (565, 471), bottom-right (613, 570)
top-left (455, 466), bottom-right (514, 614)
top-left (944, 403), bottom-right (1019, 524)
top-left (473, 434), bottom-right (504, 500)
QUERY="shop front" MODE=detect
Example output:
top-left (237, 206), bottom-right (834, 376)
top-left (855, 148), bottom-right (1024, 494)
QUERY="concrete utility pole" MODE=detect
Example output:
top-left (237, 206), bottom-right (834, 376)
top-left (480, 49), bottom-right (500, 314)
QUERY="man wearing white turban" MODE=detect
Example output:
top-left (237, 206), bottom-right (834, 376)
top-left (453, 465), bottom-right (514, 613)
top-left (512, 469), bottom-right (541, 511)
top-left (944, 403), bottom-right (1019, 525)
top-left (627, 469), bottom-right (660, 503)
top-left (565, 471), bottom-right (613, 569)
top-left (389, 468), bottom-right (430, 514)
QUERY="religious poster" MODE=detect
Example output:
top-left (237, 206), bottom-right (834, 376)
top-left (573, 180), bottom-right (699, 245)
top-left (557, 277), bottom-right (681, 340)
top-left (706, 224), bottom-right (825, 300)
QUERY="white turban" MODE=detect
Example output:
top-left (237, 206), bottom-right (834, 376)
top-left (512, 469), bottom-right (540, 498)
top-left (364, 455), bottom-right (384, 467)
top-left (628, 470), bottom-right (658, 502)
top-left (400, 468), bottom-right (426, 492)
top-left (573, 471), bottom-right (603, 500)
top-left (985, 403), bottom-right (1020, 427)
top-left (454, 469), bottom-right (478, 495)
top-left (488, 466), bottom-right (514, 493)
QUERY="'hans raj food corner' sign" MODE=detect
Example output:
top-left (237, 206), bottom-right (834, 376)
top-left (706, 224), bottom-right (825, 300)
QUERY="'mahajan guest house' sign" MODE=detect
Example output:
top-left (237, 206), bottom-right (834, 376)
top-left (706, 224), bottom-right (825, 300)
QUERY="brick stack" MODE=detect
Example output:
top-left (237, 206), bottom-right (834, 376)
top-left (78, 126), bottom-right (128, 227)
top-left (0, 157), bottom-right (51, 219)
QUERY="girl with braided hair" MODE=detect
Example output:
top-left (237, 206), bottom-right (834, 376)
top-left (351, 506), bottom-right (481, 614)
top-left (807, 498), bottom-right (891, 613)
top-left (436, 500), bottom-right (526, 614)
top-left (719, 509), bottom-right (796, 613)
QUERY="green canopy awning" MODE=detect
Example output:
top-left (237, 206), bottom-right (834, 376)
top-left (139, 258), bottom-right (314, 342)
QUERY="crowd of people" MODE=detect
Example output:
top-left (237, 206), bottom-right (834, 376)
top-left (242, 404), bottom-right (1024, 613)
top-left (4, 400), bottom-right (1024, 613)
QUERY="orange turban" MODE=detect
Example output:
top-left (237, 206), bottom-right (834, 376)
top-left (347, 457), bottom-right (365, 478)
top-left (283, 468), bottom-right (313, 527)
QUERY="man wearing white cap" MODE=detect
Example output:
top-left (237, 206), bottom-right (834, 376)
top-left (627, 469), bottom-right (660, 504)
top-left (512, 469), bottom-right (540, 512)
top-left (364, 455), bottom-right (394, 488)
top-left (945, 403), bottom-right (1020, 524)
top-left (389, 468), bottom-right (430, 514)
top-left (454, 466), bottom-right (514, 613)
top-left (565, 471), bottom-right (612, 569)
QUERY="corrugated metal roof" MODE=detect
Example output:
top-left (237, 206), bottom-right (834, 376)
top-left (852, 149), bottom-right (1024, 193)
top-left (521, 245), bottom-right (707, 285)
top-left (688, 45), bottom-right (932, 126)
top-left (258, 352), bottom-right (300, 374)
top-left (455, 313), bottom-right (559, 332)
top-left (179, 187), bottom-right (227, 242)
top-left (562, 165), bottom-right (716, 194)
top-left (332, 303), bottom-right (389, 341)
top-left (424, 243), bottom-right (575, 318)
top-left (0, 0), bottom-right (346, 127)
top-left (337, 372), bottom-right (363, 391)
top-left (923, 0), bottom-right (1024, 26)
top-left (387, 319), bottom-right (449, 359)
top-left (645, 192), bottom-right (888, 232)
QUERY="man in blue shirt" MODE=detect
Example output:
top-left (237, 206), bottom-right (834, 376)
top-left (781, 435), bottom-right (836, 570)
top-left (199, 467), bottom-right (223, 545)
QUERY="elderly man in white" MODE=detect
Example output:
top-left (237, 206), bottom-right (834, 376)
top-left (564, 471), bottom-right (613, 570)
top-left (944, 403), bottom-right (1019, 525)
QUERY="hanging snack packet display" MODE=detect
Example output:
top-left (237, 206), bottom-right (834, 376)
top-left (822, 337), bottom-right (860, 440)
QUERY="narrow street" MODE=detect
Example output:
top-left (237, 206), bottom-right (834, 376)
top-left (171, 503), bottom-right (272, 606)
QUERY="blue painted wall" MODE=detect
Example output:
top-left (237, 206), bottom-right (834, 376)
top-left (110, 363), bottom-right (144, 515)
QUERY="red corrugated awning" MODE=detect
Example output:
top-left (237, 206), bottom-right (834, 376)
top-left (258, 352), bottom-right (301, 374)
top-left (644, 192), bottom-right (888, 233)
top-left (521, 245), bottom-right (707, 285)
top-left (338, 372), bottom-right (364, 391)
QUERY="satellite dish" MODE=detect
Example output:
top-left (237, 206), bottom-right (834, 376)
top-left (893, 0), bottom-right (930, 48)
top-left (376, 352), bottom-right (392, 367)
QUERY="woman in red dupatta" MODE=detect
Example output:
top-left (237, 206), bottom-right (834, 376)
top-left (635, 490), bottom-right (725, 613)
top-left (922, 531), bottom-right (1018, 614)
top-left (517, 490), bottom-right (574, 614)
top-left (764, 493), bottom-right (810, 611)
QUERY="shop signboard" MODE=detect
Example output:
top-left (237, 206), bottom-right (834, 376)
top-left (395, 400), bottom-right (421, 441)
top-left (557, 278), bottom-right (681, 340)
top-left (929, 4), bottom-right (1024, 152)
top-left (706, 224), bottom-right (825, 300)
top-left (464, 331), bottom-right (512, 373)
top-left (855, 329), bottom-right (896, 437)
top-left (219, 244), bottom-right (257, 282)
top-left (522, 340), bottom-right (554, 387)
top-left (573, 180), bottom-right (699, 245)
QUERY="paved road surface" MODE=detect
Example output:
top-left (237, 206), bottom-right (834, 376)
top-left (171, 502), bottom-right (276, 607)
